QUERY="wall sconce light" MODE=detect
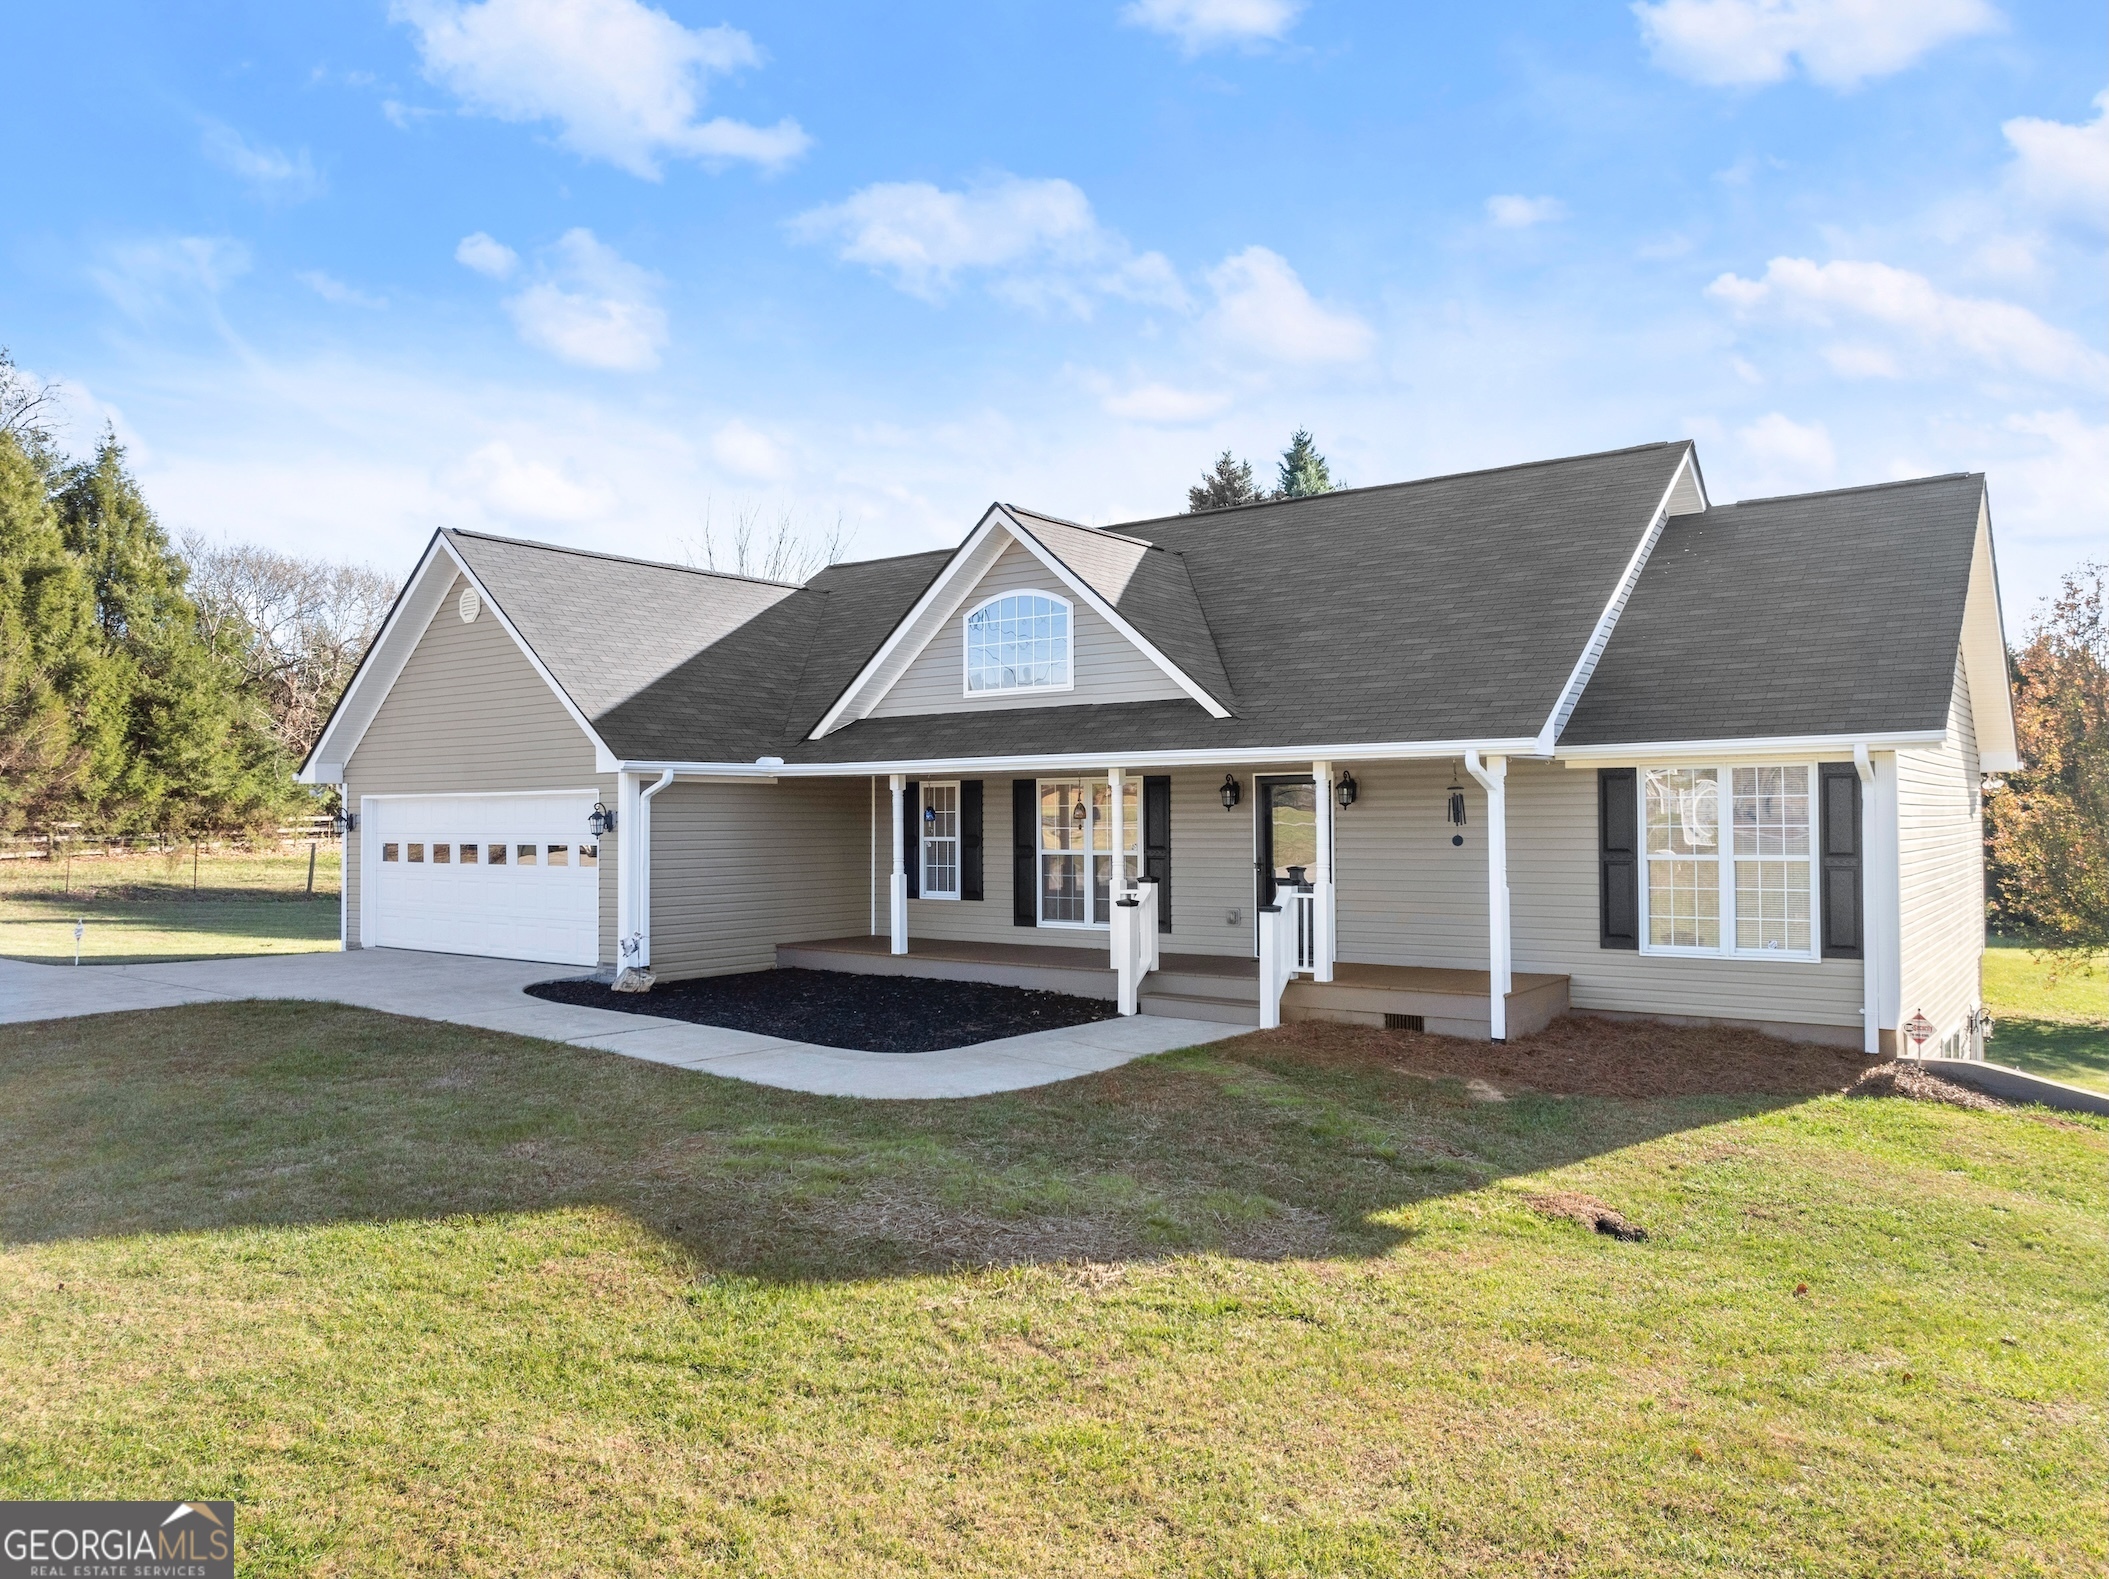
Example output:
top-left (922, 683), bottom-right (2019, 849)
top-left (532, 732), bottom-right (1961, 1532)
top-left (1219, 773), bottom-right (1242, 810)
top-left (1335, 770), bottom-right (1358, 810)
top-left (334, 809), bottom-right (357, 835)
top-left (588, 801), bottom-right (615, 836)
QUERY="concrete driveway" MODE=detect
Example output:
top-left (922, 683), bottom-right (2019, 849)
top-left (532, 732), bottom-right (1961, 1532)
top-left (0, 948), bottom-right (1240, 1099)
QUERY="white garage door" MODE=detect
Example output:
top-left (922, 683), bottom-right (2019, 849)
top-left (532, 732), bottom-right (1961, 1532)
top-left (367, 793), bottom-right (600, 966)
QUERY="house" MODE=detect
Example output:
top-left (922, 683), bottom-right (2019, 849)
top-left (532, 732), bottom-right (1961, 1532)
top-left (298, 440), bottom-right (2017, 1059)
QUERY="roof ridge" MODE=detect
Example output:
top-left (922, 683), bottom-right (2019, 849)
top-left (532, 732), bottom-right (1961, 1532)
top-left (444, 527), bottom-right (801, 588)
top-left (1002, 504), bottom-right (1160, 549)
top-left (1116, 440), bottom-right (1691, 529)
top-left (1720, 472), bottom-right (1984, 508)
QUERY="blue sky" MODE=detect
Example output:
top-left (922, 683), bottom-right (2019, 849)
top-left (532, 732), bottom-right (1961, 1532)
top-left (3, 0), bottom-right (2101, 624)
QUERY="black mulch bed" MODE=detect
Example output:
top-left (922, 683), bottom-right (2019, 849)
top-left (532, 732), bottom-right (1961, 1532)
top-left (525, 967), bottom-right (1119, 1053)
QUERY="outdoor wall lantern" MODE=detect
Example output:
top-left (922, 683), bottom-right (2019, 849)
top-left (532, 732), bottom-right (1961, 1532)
top-left (1219, 774), bottom-right (1242, 810)
top-left (1335, 770), bottom-right (1358, 810)
top-left (333, 809), bottom-right (357, 835)
top-left (588, 801), bottom-right (615, 836)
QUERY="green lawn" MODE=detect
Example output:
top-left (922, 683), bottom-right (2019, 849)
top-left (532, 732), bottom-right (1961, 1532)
top-left (0, 846), bottom-right (340, 964)
top-left (1983, 937), bottom-right (2109, 1093)
top-left (0, 1003), bottom-right (2098, 1576)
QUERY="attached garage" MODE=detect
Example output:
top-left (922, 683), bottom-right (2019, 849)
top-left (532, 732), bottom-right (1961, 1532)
top-left (365, 792), bottom-right (601, 966)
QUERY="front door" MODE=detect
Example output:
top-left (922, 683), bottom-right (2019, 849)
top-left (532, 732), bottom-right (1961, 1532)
top-left (1254, 776), bottom-right (1317, 946)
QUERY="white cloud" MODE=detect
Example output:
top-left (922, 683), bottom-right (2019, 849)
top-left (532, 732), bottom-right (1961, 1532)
top-left (1633, 0), bottom-right (1999, 89)
top-left (455, 231), bottom-right (520, 279)
top-left (1102, 383), bottom-right (1233, 423)
top-left (1203, 246), bottom-right (1373, 364)
top-left (1820, 342), bottom-right (1898, 378)
top-left (1708, 256), bottom-right (2109, 387)
top-left (1735, 412), bottom-right (1835, 494)
top-left (1486, 194), bottom-right (1567, 228)
top-left (392, 0), bottom-right (809, 178)
top-left (200, 121), bottom-right (325, 200)
top-left (710, 419), bottom-right (789, 481)
top-left (452, 440), bottom-right (615, 522)
top-left (298, 271), bottom-right (387, 309)
top-left (500, 229), bottom-right (667, 371)
top-left (1120, 0), bottom-right (1304, 53)
top-left (1998, 409), bottom-right (2109, 557)
top-left (90, 237), bottom-right (251, 318)
top-left (2003, 91), bottom-right (2109, 228)
top-left (790, 174), bottom-right (1185, 312)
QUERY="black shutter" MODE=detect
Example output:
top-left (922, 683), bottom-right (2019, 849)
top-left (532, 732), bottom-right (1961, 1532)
top-left (901, 779), bottom-right (920, 900)
top-left (1820, 763), bottom-right (1862, 958)
top-left (1599, 768), bottom-right (1638, 950)
top-left (1011, 778), bottom-right (1037, 926)
top-left (1143, 774), bottom-right (1172, 932)
top-left (961, 780), bottom-right (984, 901)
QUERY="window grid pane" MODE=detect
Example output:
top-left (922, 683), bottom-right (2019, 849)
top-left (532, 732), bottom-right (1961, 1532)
top-left (1647, 857), bottom-right (1720, 948)
top-left (1733, 766), bottom-right (1810, 856)
top-left (967, 594), bottom-right (1071, 693)
top-left (1734, 860), bottom-right (1810, 952)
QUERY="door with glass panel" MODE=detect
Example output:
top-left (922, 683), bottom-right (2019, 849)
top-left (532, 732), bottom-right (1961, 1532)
top-left (1254, 776), bottom-right (1318, 923)
top-left (1036, 777), bottom-right (1138, 926)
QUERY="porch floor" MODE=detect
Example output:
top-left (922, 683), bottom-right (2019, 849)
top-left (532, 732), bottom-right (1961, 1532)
top-left (775, 936), bottom-right (1570, 1041)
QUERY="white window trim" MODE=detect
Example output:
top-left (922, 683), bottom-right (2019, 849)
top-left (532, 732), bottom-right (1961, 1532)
top-left (960, 588), bottom-right (1076, 699)
top-left (919, 780), bottom-right (961, 901)
top-left (1034, 775), bottom-right (1138, 930)
top-left (1636, 761), bottom-right (1823, 964)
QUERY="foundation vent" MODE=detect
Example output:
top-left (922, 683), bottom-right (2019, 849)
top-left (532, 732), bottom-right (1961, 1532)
top-left (1384, 1013), bottom-right (1426, 1033)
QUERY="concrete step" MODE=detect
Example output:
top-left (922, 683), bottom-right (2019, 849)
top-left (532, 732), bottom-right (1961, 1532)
top-left (1139, 990), bottom-right (1261, 1026)
top-left (1146, 968), bottom-right (1259, 1001)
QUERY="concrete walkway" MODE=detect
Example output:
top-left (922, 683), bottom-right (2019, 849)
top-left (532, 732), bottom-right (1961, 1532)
top-left (0, 948), bottom-right (1241, 1099)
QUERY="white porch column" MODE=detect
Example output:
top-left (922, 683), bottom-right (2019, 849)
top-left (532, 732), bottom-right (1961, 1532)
top-left (1109, 766), bottom-right (1131, 997)
top-left (1312, 759), bottom-right (1334, 982)
top-left (889, 773), bottom-right (908, 955)
top-left (1108, 767), bottom-right (1127, 900)
top-left (1465, 750), bottom-right (1511, 1042)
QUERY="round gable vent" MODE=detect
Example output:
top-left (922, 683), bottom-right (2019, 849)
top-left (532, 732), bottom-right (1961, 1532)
top-left (458, 586), bottom-right (481, 624)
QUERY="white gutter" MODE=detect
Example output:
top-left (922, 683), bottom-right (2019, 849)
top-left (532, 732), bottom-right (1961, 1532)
top-left (1554, 729), bottom-right (1945, 763)
top-left (1853, 746), bottom-right (1879, 1057)
top-left (619, 769), bottom-right (675, 971)
top-left (610, 737), bottom-right (1544, 781)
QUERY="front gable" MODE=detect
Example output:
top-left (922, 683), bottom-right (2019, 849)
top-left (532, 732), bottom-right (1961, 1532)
top-left (809, 505), bottom-right (1232, 738)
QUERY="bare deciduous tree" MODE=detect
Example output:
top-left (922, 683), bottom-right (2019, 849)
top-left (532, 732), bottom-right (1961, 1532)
top-left (683, 498), bottom-right (853, 584)
top-left (0, 348), bottom-right (61, 450)
top-left (181, 537), bottom-right (400, 762)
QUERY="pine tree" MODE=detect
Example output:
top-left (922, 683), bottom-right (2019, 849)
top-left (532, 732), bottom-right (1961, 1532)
top-left (0, 433), bottom-right (96, 833)
top-left (1187, 450), bottom-right (1262, 513)
top-left (1276, 429), bottom-right (1335, 499)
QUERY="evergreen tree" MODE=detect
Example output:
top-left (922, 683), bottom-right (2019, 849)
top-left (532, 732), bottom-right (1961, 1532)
top-left (51, 432), bottom-right (295, 835)
top-left (0, 433), bottom-right (96, 833)
top-left (1276, 428), bottom-right (1335, 498)
top-left (1187, 450), bottom-right (1262, 513)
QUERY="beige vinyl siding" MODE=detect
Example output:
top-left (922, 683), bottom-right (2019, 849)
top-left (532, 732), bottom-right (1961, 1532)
top-left (649, 778), bottom-right (871, 979)
top-left (344, 574), bottom-right (616, 962)
top-left (869, 541), bottom-right (1188, 717)
top-left (1508, 759), bottom-right (1865, 1038)
top-left (1896, 648), bottom-right (1984, 1053)
top-left (1335, 761), bottom-right (1491, 969)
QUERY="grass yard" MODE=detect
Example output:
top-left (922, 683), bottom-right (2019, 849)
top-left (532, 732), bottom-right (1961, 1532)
top-left (0, 846), bottom-right (340, 965)
top-left (0, 1004), bottom-right (2098, 1576)
top-left (1983, 937), bottom-right (2109, 1093)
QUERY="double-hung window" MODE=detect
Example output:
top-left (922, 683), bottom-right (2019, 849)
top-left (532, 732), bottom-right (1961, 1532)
top-left (964, 592), bottom-right (1071, 695)
top-left (1037, 776), bottom-right (1138, 926)
top-left (920, 781), bottom-right (960, 899)
top-left (1641, 764), bottom-right (1816, 959)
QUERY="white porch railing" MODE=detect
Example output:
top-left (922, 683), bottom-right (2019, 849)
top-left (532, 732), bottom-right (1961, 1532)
top-left (1257, 879), bottom-right (1314, 1030)
top-left (1111, 876), bottom-right (1161, 1015)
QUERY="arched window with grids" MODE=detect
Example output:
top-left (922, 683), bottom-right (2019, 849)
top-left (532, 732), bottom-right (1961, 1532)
top-left (963, 591), bottom-right (1072, 694)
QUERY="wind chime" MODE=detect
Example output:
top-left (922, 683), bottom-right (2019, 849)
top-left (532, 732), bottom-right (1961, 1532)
top-left (1446, 763), bottom-right (1467, 846)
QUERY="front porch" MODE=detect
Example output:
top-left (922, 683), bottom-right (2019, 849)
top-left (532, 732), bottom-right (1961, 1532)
top-left (776, 935), bottom-right (1570, 1040)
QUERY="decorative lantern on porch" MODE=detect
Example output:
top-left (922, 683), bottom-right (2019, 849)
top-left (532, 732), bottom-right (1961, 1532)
top-left (587, 801), bottom-right (615, 836)
top-left (1335, 770), bottom-right (1357, 809)
top-left (1219, 774), bottom-right (1241, 810)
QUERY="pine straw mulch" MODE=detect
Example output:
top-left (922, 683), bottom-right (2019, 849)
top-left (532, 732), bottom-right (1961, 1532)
top-left (1221, 1014), bottom-right (1888, 1100)
top-left (1843, 1059), bottom-right (2006, 1111)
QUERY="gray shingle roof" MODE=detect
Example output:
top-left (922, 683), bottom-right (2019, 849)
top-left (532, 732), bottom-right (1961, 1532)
top-left (1560, 473), bottom-right (1985, 745)
top-left (356, 442), bottom-right (1986, 771)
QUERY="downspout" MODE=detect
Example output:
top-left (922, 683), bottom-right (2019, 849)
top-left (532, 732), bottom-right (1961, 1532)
top-left (1853, 746), bottom-right (1878, 1057)
top-left (1464, 750), bottom-right (1511, 1042)
top-left (623, 770), bottom-right (674, 981)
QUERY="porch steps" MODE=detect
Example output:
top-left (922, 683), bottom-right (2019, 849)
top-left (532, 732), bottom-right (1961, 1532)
top-left (1137, 964), bottom-right (1261, 1027)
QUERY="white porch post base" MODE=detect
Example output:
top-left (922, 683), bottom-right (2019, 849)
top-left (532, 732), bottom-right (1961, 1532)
top-left (889, 774), bottom-right (908, 956)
